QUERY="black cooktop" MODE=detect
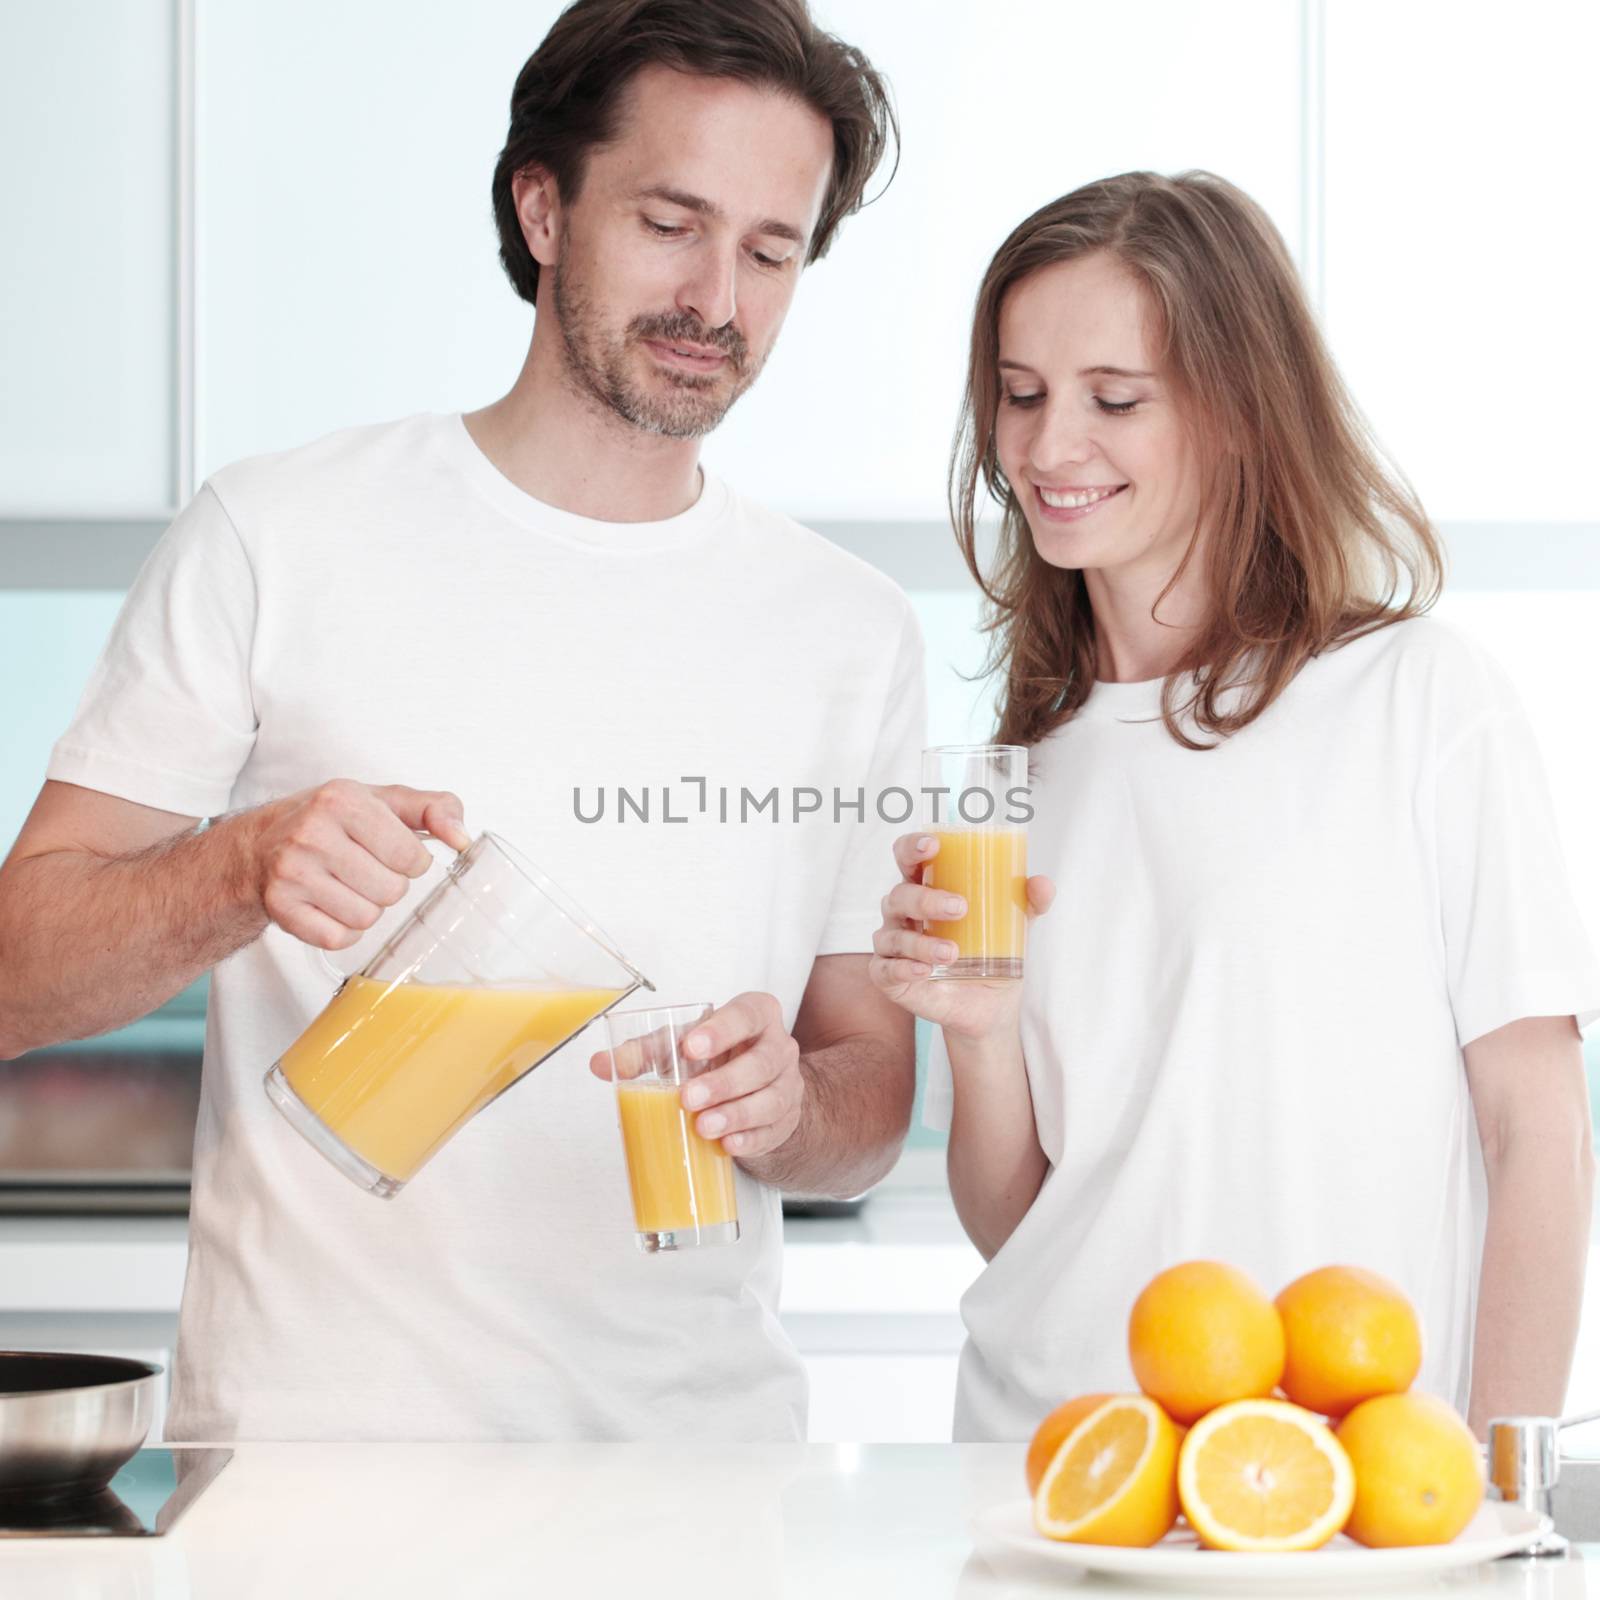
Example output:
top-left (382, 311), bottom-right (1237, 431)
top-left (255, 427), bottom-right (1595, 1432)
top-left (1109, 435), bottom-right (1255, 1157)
top-left (0, 1447), bottom-right (231, 1538)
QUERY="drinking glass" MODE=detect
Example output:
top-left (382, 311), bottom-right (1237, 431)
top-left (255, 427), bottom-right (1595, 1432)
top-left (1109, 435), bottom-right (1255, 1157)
top-left (606, 1001), bottom-right (740, 1254)
top-left (921, 744), bottom-right (1029, 979)
top-left (264, 832), bottom-right (650, 1198)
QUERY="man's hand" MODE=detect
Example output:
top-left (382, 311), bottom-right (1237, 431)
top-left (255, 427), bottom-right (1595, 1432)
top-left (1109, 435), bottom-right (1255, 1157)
top-left (589, 991), bottom-right (803, 1158)
top-left (248, 779), bottom-right (472, 952)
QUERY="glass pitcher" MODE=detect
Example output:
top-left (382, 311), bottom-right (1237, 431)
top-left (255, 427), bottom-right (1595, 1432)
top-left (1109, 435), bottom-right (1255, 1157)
top-left (264, 832), bottom-right (650, 1197)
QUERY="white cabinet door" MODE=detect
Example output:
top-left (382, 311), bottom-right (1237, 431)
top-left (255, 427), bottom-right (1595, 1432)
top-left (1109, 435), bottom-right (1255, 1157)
top-left (193, 1), bottom-right (1302, 520)
top-left (1323, 2), bottom-right (1600, 522)
top-left (713, 0), bottom-right (1306, 520)
top-left (195, 0), bottom-right (561, 481)
top-left (804, 1353), bottom-right (960, 1444)
top-left (0, 2), bottom-right (177, 515)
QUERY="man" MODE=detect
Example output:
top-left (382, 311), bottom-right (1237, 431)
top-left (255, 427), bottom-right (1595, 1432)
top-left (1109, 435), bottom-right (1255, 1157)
top-left (0, 0), bottom-right (922, 1442)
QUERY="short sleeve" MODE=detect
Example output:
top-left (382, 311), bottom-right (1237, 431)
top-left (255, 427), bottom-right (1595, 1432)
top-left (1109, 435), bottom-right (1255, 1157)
top-left (46, 484), bottom-right (259, 817)
top-left (1436, 701), bottom-right (1600, 1046)
top-left (816, 598), bottom-right (927, 956)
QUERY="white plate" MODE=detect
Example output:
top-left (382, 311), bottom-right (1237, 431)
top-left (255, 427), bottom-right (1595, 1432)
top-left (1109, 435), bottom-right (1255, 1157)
top-left (969, 1500), bottom-right (1551, 1590)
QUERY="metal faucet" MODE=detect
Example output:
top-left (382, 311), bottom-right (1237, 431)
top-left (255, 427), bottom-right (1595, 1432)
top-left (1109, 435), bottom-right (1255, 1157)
top-left (1488, 1408), bottom-right (1600, 1557)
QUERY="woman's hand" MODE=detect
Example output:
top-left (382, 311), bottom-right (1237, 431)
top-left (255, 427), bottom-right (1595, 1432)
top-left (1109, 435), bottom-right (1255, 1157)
top-left (868, 832), bottom-right (1054, 1042)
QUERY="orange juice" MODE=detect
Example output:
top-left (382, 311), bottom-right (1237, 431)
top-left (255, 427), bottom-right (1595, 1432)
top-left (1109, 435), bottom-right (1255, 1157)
top-left (281, 975), bottom-right (624, 1180)
top-left (616, 1082), bottom-right (738, 1233)
top-left (925, 828), bottom-right (1027, 968)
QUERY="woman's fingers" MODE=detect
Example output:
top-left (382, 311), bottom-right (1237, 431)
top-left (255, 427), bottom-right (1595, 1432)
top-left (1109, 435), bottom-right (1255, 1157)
top-left (1026, 874), bottom-right (1057, 918)
top-left (873, 924), bottom-right (958, 967)
top-left (881, 879), bottom-right (967, 927)
top-left (869, 953), bottom-right (935, 988)
top-left (892, 831), bottom-right (940, 882)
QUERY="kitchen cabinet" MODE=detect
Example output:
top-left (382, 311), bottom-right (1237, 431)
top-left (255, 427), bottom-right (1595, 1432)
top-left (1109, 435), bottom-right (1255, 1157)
top-left (5, 4), bottom-right (1592, 542)
top-left (192, 0), bottom-right (1302, 519)
top-left (193, 0), bottom-right (543, 483)
top-left (0, 1192), bottom-right (981, 1443)
top-left (0, 1219), bottom-right (184, 1439)
top-left (0, 2), bottom-right (177, 515)
top-left (712, 0), bottom-right (1304, 520)
top-left (1322, 1), bottom-right (1599, 522)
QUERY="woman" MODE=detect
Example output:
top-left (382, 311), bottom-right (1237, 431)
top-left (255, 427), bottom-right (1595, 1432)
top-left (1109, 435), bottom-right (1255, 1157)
top-left (870, 171), bottom-right (1599, 1442)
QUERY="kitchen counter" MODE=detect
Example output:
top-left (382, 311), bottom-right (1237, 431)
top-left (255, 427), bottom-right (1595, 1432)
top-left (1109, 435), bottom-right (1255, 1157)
top-left (0, 1186), bottom-right (981, 1316)
top-left (0, 1443), bottom-right (1592, 1600)
top-left (0, 1189), bottom-right (983, 1443)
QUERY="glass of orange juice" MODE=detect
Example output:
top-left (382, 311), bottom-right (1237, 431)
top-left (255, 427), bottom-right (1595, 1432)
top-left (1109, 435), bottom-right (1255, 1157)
top-left (264, 833), bottom-right (650, 1198)
top-left (921, 744), bottom-right (1030, 979)
top-left (605, 1001), bottom-right (740, 1254)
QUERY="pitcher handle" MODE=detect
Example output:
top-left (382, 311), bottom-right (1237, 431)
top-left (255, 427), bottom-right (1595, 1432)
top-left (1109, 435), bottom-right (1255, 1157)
top-left (305, 830), bottom-right (470, 989)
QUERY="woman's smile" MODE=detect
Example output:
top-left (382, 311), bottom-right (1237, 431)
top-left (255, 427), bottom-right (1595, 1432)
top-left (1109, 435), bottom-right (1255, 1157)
top-left (1032, 482), bottom-right (1128, 521)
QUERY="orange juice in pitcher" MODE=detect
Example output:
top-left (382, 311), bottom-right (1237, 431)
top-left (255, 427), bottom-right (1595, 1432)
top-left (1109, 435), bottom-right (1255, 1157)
top-left (265, 832), bottom-right (650, 1198)
top-left (282, 976), bottom-right (626, 1183)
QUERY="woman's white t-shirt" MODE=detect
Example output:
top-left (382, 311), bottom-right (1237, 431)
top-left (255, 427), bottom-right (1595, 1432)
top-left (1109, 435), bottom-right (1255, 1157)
top-left (926, 617), bottom-right (1600, 1441)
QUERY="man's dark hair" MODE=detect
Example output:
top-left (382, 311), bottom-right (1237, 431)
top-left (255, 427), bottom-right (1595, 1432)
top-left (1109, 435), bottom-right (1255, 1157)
top-left (490, 0), bottom-right (897, 304)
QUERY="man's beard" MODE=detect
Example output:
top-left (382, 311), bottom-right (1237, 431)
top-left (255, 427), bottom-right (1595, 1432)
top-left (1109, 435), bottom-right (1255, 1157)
top-left (552, 258), bottom-right (761, 439)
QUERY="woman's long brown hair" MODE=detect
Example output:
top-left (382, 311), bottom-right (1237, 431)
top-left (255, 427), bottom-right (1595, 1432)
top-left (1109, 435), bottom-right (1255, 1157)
top-left (950, 170), bottom-right (1445, 750)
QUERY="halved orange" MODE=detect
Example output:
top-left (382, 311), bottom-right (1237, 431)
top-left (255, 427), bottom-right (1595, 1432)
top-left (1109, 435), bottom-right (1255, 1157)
top-left (1033, 1394), bottom-right (1181, 1547)
top-left (1177, 1398), bottom-right (1355, 1552)
top-left (1025, 1393), bottom-right (1115, 1495)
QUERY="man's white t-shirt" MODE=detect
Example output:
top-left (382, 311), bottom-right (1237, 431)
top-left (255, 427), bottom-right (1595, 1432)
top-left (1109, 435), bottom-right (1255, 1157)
top-left (48, 412), bottom-right (925, 1442)
top-left (926, 618), bottom-right (1600, 1441)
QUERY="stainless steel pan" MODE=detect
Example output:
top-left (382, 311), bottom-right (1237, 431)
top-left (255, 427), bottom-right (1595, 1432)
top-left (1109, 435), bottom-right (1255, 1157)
top-left (0, 1352), bottom-right (161, 1501)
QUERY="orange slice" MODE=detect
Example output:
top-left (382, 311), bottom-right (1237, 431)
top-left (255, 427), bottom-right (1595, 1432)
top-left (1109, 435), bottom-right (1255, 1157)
top-left (1033, 1394), bottom-right (1181, 1547)
top-left (1177, 1398), bottom-right (1355, 1552)
top-left (1025, 1393), bottom-right (1115, 1495)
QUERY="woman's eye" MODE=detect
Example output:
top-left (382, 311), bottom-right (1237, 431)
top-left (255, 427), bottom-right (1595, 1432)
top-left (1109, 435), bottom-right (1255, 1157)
top-left (1004, 392), bottom-right (1044, 409)
top-left (1095, 397), bottom-right (1138, 415)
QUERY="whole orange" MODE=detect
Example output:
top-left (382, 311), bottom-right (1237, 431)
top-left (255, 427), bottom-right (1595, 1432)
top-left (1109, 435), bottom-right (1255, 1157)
top-left (1128, 1261), bottom-right (1285, 1426)
top-left (1336, 1392), bottom-right (1484, 1546)
top-left (1276, 1265), bottom-right (1422, 1417)
top-left (1025, 1393), bottom-right (1115, 1494)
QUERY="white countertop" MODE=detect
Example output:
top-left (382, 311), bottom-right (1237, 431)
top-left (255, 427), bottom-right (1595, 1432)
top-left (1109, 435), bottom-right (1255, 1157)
top-left (0, 1443), bottom-right (1592, 1600)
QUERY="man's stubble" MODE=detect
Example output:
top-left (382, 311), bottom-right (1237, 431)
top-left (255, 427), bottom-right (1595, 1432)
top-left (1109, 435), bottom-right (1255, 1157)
top-left (551, 254), bottom-right (766, 440)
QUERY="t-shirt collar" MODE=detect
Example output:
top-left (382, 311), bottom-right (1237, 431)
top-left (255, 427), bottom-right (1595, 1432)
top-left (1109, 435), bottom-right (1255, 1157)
top-left (441, 412), bottom-right (730, 553)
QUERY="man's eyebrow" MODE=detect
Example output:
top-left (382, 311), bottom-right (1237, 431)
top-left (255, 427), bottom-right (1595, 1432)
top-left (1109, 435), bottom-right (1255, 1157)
top-left (633, 184), bottom-right (806, 246)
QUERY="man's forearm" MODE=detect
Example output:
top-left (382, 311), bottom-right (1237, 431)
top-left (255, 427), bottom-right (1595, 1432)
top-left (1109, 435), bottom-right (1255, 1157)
top-left (0, 818), bottom-right (267, 1057)
top-left (740, 1032), bottom-right (913, 1198)
top-left (1467, 1132), bottom-right (1594, 1436)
